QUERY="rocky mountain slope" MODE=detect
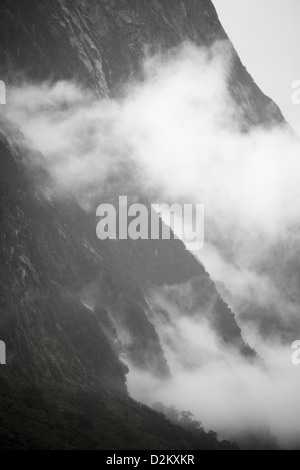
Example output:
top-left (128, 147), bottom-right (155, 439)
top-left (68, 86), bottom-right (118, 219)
top-left (0, 0), bottom-right (287, 449)
top-left (0, 103), bottom-right (239, 449)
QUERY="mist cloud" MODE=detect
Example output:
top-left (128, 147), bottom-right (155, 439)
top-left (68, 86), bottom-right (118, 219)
top-left (3, 41), bottom-right (300, 448)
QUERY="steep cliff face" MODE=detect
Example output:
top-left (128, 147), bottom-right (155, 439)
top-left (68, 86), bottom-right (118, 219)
top-left (0, 104), bottom-right (239, 450)
top-left (0, 0), bottom-right (285, 322)
top-left (0, 125), bottom-right (128, 392)
top-left (0, 0), bottom-right (285, 449)
top-left (0, 0), bottom-right (284, 127)
top-left (0, 0), bottom-right (263, 391)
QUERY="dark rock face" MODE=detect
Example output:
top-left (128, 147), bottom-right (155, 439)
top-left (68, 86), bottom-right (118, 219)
top-left (0, 0), bottom-right (284, 126)
top-left (0, 0), bottom-right (285, 449)
top-left (0, 130), bottom-right (127, 393)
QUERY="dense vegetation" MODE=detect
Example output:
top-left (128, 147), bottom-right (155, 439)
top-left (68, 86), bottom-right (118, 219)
top-left (0, 376), bottom-right (237, 450)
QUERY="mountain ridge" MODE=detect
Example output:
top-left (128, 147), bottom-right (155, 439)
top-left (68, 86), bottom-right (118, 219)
top-left (0, 0), bottom-right (286, 449)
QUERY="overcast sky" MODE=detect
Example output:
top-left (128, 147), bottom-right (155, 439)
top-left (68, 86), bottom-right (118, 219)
top-left (213, 0), bottom-right (300, 134)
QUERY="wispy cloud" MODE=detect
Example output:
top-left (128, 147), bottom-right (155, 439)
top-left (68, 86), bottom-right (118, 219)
top-left (4, 40), bottom-right (300, 448)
